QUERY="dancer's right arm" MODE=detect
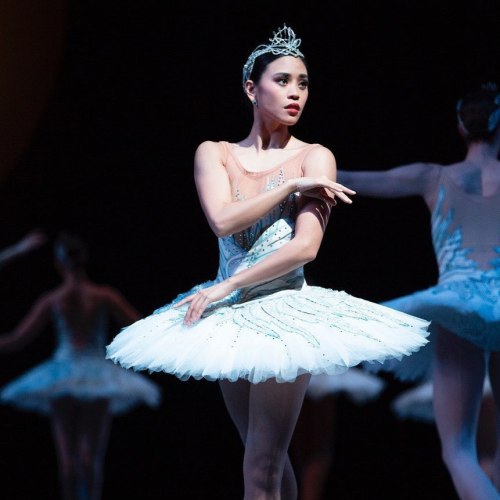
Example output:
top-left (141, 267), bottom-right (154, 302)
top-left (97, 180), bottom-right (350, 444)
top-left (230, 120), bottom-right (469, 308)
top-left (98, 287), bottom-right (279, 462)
top-left (194, 141), bottom-right (354, 237)
top-left (337, 163), bottom-right (440, 199)
top-left (0, 294), bottom-right (51, 352)
top-left (103, 286), bottom-right (141, 326)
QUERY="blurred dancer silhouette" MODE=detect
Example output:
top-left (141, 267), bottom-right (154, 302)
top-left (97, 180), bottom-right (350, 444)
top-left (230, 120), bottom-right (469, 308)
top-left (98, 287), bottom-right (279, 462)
top-left (392, 375), bottom-right (497, 481)
top-left (0, 229), bottom-right (47, 269)
top-left (338, 83), bottom-right (500, 499)
top-left (292, 368), bottom-right (385, 500)
top-left (0, 232), bottom-right (161, 500)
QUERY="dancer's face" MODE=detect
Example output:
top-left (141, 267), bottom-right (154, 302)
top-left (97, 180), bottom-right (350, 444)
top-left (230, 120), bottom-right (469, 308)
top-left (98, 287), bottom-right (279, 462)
top-left (253, 56), bottom-right (309, 126)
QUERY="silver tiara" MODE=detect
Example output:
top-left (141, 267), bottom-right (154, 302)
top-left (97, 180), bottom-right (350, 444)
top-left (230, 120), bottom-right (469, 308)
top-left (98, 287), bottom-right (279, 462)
top-left (242, 24), bottom-right (304, 89)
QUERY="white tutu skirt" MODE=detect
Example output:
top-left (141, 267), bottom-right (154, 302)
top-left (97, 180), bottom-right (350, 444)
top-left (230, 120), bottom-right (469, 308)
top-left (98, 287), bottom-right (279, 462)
top-left (306, 368), bottom-right (386, 404)
top-left (0, 353), bottom-right (161, 415)
top-left (107, 284), bottom-right (430, 384)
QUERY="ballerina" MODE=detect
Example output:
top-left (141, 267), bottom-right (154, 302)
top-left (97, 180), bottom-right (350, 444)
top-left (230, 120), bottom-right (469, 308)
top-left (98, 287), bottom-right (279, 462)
top-left (338, 83), bottom-right (500, 499)
top-left (0, 232), bottom-right (161, 500)
top-left (107, 25), bottom-right (429, 499)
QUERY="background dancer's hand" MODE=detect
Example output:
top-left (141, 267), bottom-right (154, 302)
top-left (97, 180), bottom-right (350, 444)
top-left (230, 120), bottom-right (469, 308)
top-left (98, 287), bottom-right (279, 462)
top-left (15, 229), bottom-right (48, 255)
top-left (294, 176), bottom-right (356, 205)
top-left (175, 280), bottom-right (235, 326)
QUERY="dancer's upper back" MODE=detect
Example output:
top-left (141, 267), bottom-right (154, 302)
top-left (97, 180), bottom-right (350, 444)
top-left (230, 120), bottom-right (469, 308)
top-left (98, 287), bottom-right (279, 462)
top-left (51, 282), bottom-right (112, 355)
top-left (432, 161), bottom-right (500, 275)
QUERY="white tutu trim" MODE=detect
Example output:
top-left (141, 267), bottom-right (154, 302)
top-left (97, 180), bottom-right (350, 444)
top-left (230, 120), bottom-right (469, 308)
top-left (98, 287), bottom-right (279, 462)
top-left (392, 376), bottom-right (493, 423)
top-left (107, 285), bottom-right (429, 384)
top-left (306, 368), bottom-right (386, 404)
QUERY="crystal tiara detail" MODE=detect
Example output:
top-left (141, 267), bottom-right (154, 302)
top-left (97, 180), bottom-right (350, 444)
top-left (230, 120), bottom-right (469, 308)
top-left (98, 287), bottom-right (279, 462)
top-left (242, 24), bottom-right (304, 89)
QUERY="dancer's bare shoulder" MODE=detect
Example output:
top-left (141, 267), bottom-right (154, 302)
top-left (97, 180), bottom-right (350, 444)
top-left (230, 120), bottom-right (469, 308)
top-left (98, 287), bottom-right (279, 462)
top-left (302, 143), bottom-right (337, 178)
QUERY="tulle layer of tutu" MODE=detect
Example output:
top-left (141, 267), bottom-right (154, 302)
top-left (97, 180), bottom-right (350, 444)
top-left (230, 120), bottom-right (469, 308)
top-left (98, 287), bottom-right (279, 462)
top-left (392, 376), bottom-right (493, 423)
top-left (306, 368), bottom-right (386, 404)
top-left (107, 285), bottom-right (430, 384)
top-left (0, 355), bottom-right (161, 415)
top-left (387, 274), bottom-right (500, 349)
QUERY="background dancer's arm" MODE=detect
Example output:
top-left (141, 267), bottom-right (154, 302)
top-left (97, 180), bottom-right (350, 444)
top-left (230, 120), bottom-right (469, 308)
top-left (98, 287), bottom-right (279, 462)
top-left (194, 141), bottom-right (353, 237)
top-left (102, 286), bottom-right (141, 326)
top-left (337, 162), bottom-right (439, 199)
top-left (0, 229), bottom-right (47, 270)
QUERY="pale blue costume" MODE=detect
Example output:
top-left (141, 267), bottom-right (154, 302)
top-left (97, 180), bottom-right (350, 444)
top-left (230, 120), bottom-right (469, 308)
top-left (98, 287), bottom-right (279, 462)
top-left (371, 166), bottom-right (500, 384)
top-left (1, 306), bottom-right (161, 415)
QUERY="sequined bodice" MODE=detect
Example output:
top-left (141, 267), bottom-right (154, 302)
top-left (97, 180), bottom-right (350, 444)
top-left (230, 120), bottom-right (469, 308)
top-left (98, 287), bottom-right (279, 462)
top-left (215, 141), bottom-right (319, 300)
top-left (220, 141), bottom-right (318, 250)
top-left (431, 168), bottom-right (500, 280)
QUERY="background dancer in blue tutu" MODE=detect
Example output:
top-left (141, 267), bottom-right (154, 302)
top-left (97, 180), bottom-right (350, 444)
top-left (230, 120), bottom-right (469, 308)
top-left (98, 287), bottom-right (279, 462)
top-left (0, 232), bottom-right (161, 500)
top-left (338, 83), bottom-right (500, 499)
top-left (107, 25), bottom-right (429, 499)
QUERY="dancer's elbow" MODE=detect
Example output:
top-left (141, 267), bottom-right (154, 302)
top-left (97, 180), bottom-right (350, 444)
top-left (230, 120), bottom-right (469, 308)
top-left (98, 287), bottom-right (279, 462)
top-left (210, 220), bottom-right (233, 238)
top-left (294, 237), bottom-right (320, 263)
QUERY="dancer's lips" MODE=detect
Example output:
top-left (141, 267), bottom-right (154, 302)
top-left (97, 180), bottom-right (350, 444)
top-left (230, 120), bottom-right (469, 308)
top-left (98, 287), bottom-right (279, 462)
top-left (285, 103), bottom-right (300, 116)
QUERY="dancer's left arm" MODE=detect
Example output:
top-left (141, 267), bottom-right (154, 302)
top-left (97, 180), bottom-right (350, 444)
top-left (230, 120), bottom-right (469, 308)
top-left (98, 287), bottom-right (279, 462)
top-left (177, 146), bottom-right (338, 325)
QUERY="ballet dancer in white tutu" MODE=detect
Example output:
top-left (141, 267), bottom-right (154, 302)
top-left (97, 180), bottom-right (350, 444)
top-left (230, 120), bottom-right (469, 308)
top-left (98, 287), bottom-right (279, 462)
top-left (107, 25), bottom-right (429, 499)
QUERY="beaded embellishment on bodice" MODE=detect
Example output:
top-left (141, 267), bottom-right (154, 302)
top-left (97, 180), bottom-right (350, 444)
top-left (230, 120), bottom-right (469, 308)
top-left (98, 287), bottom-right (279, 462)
top-left (220, 141), bottom-right (318, 250)
top-left (213, 142), bottom-right (320, 302)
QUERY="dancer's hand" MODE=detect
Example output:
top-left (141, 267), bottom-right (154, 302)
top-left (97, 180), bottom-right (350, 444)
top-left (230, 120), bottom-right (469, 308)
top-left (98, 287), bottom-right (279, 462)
top-left (175, 280), bottom-right (236, 326)
top-left (15, 229), bottom-right (47, 255)
top-left (295, 176), bottom-right (356, 205)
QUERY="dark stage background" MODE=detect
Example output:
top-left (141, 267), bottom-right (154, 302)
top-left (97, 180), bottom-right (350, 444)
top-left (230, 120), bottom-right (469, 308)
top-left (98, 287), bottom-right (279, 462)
top-left (0, 1), bottom-right (499, 498)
